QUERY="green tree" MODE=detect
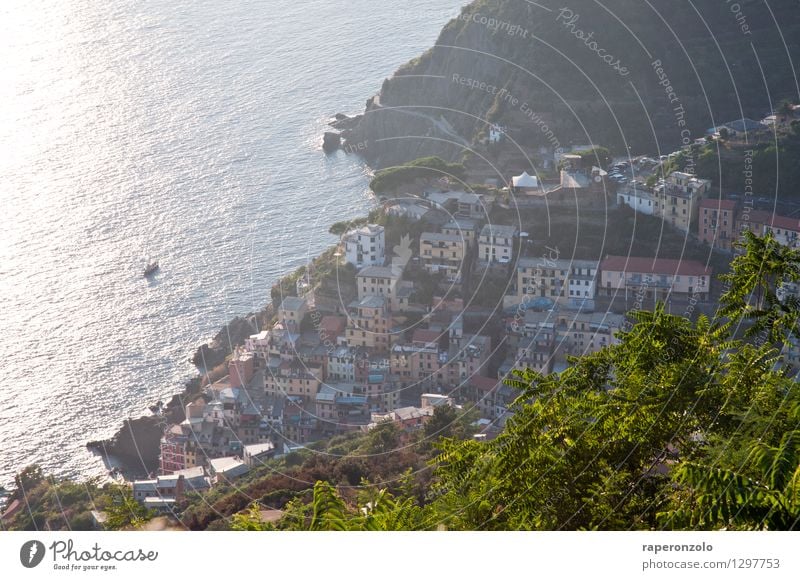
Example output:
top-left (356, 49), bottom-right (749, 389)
top-left (660, 429), bottom-right (800, 530)
top-left (103, 485), bottom-right (154, 530)
top-left (363, 422), bottom-right (400, 454)
top-left (12, 465), bottom-right (44, 501)
top-left (422, 234), bottom-right (800, 530)
top-left (423, 405), bottom-right (478, 443)
top-left (720, 230), bottom-right (800, 342)
top-left (230, 502), bottom-right (275, 531)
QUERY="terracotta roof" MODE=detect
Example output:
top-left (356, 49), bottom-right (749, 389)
top-left (412, 329), bottom-right (441, 345)
top-left (699, 199), bottom-right (737, 210)
top-left (738, 210), bottom-right (773, 226)
top-left (470, 375), bottom-right (500, 392)
top-left (738, 210), bottom-right (800, 231)
top-left (601, 255), bottom-right (711, 277)
top-left (765, 214), bottom-right (800, 231)
top-left (319, 315), bottom-right (345, 335)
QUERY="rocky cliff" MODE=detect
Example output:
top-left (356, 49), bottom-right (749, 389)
top-left (343, 0), bottom-right (800, 168)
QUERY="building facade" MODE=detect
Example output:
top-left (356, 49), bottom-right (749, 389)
top-left (698, 199), bottom-right (737, 251)
top-left (478, 224), bottom-right (518, 264)
top-left (343, 224), bottom-right (385, 269)
top-left (600, 255), bottom-right (712, 301)
top-left (653, 172), bottom-right (711, 232)
top-left (419, 232), bottom-right (467, 283)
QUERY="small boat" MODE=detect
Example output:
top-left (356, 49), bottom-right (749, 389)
top-left (144, 261), bottom-right (159, 277)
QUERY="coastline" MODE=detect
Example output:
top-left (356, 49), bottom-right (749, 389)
top-left (87, 304), bottom-right (275, 479)
top-left (87, 134), bottom-right (369, 480)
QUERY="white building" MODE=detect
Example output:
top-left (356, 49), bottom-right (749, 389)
top-left (208, 457), bottom-right (250, 483)
top-left (478, 224), bottom-right (518, 264)
top-left (343, 224), bottom-right (385, 269)
top-left (244, 330), bottom-right (271, 359)
top-left (327, 346), bottom-right (357, 382)
top-left (489, 123), bottom-right (506, 143)
top-left (243, 442), bottom-right (276, 467)
top-left (566, 260), bottom-right (599, 308)
top-left (764, 214), bottom-right (800, 249)
top-left (617, 184), bottom-right (656, 215)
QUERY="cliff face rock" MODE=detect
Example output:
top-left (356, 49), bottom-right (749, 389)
top-left (322, 131), bottom-right (342, 152)
top-left (86, 379), bottom-right (203, 476)
top-left (345, 0), bottom-right (800, 168)
top-left (191, 308), bottom-right (270, 370)
top-left (87, 416), bottom-right (163, 476)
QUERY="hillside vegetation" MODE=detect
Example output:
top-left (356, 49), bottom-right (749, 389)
top-left (344, 0), bottom-right (800, 168)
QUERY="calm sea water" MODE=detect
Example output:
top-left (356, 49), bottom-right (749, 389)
top-left (0, 0), bottom-right (464, 486)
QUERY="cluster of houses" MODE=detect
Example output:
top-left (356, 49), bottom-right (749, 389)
top-left (136, 208), bottom-right (723, 513)
top-left (617, 170), bottom-right (713, 233)
top-left (616, 167), bottom-right (800, 255)
top-left (698, 204), bottom-right (800, 252)
top-left (132, 136), bottom-right (800, 514)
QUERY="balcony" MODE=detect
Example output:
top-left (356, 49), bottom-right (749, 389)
top-left (625, 276), bottom-right (672, 289)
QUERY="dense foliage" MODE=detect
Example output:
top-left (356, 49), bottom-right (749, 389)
top-left (369, 156), bottom-right (467, 193)
top-left (1, 466), bottom-right (153, 531)
top-left (696, 123), bottom-right (800, 198)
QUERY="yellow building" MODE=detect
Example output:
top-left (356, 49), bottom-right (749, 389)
top-left (516, 258), bottom-right (598, 305)
top-left (653, 172), bottom-right (711, 233)
top-left (419, 232), bottom-right (467, 283)
top-left (345, 295), bottom-right (392, 353)
top-left (356, 265), bottom-right (402, 301)
top-left (265, 362), bottom-right (322, 398)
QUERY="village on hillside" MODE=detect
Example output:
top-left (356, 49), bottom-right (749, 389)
top-left (128, 109), bottom-right (800, 517)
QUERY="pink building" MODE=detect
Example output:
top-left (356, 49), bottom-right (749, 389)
top-left (159, 424), bottom-right (188, 475)
top-left (229, 351), bottom-right (255, 388)
top-left (698, 199), bottom-right (737, 251)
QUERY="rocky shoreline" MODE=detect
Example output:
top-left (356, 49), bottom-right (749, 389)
top-left (86, 111), bottom-right (372, 480)
top-left (87, 305), bottom-right (273, 477)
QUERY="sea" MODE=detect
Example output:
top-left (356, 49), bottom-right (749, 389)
top-left (0, 0), bottom-right (465, 487)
